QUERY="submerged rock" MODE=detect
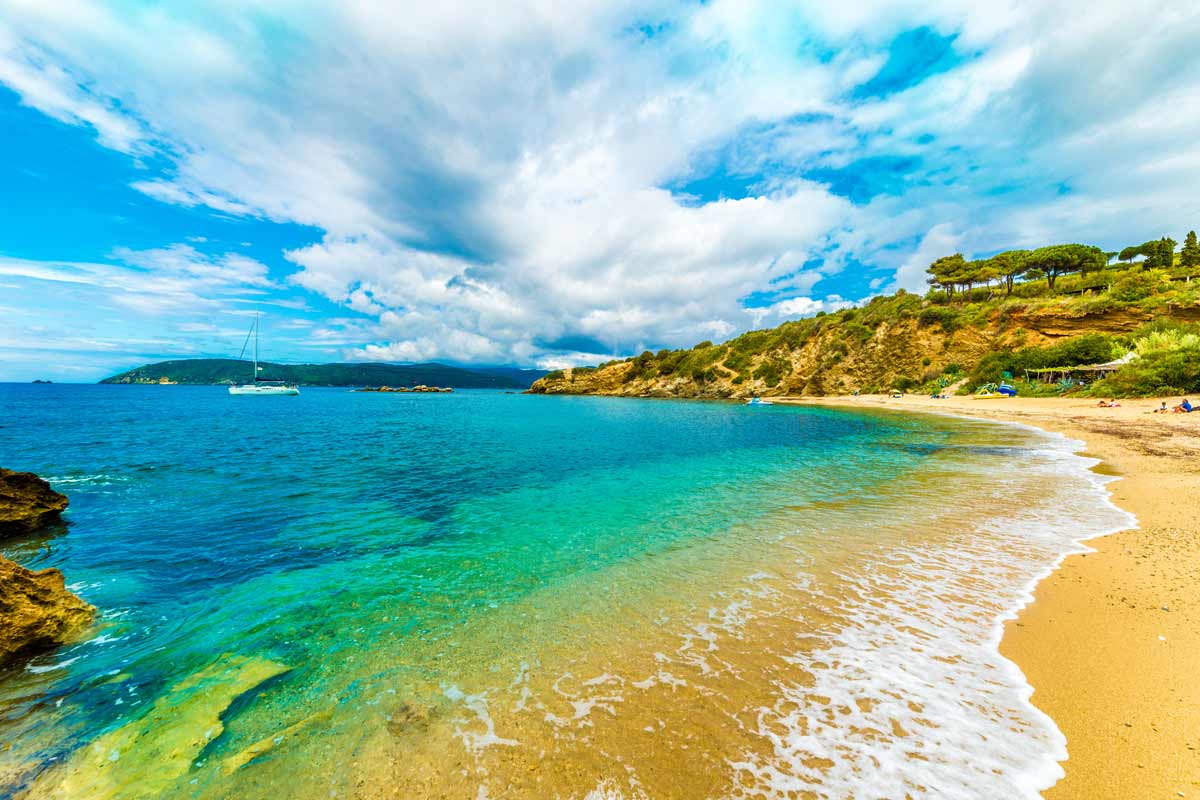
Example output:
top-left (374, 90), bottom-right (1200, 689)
top-left (0, 468), bottom-right (69, 538)
top-left (0, 557), bottom-right (94, 666)
top-left (28, 653), bottom-right (291, 799)
top-left (221, 707), bottom-right (333, 774)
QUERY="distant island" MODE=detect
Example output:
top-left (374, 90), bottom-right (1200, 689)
top-left (101, 359), bottom-right (547, 389)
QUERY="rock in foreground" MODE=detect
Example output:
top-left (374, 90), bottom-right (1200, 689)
top-left (0, 557), bottom-right (94, 665)
top-left (0, 468), bottom-right (69, 537)
top-left (0, 469), bottom-right (93, 668)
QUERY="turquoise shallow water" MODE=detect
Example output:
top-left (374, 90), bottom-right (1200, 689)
top-left (0, 385), bottom-right (1130, 798)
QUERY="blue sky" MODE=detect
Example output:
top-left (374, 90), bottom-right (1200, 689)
top-left (1, 1), bottom-right (1198, 381)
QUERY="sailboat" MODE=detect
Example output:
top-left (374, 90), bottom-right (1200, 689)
top-left (228, 313), bottom-right (300, 396)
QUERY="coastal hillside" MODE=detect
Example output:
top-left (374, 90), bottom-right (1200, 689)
top-left (531, 246), bottom-right (1200, 399)
top-left (101, 359), bottom-right (544, 389)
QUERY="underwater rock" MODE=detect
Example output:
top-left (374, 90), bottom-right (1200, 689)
top-left (0, 558), bottom-right (94, 667)
top-left (0, 468), bottom-right (69, 538)
top-left (28, 653), bottom-right (290, 799)
top-left (385, 701), bottom-right (433, 736)
top-left (221, 708), bottom-right (333, 774)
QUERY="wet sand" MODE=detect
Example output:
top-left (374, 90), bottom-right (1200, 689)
top-left (777, 394), bottom-right (1200, 798)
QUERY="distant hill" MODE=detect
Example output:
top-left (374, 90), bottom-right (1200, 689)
top-left (100, 359), bottom-right (537, 389)
top-left (470, 366), bottom-right (550, 387)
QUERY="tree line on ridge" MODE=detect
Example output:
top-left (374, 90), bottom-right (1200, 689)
top-left (926, 230), bottom-right (1200, 297)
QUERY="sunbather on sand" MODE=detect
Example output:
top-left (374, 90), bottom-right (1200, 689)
top-left (1172, 398), bottom-right (1194, 413)
top-left (1097, 399), bottom-right (1120, 408)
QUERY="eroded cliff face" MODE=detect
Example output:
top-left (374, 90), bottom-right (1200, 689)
top-left (0, 470), bottom-right (94, 668)
top-left (529, 305), bottom-right (1160, 399)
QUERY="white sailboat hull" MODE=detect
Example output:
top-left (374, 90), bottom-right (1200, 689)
top-left (229, 314), bottom-right (298, 395)
top-left (228, 384), bottom-right (299, 396)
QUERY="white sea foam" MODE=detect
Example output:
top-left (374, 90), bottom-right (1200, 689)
top-left (86, 633), bottom-right (125, 645)
top-left (545, 672), bottom-right (627, 728)
top-left (444, 685), bottom-right (519, 753)
top-left (26, 656), bottom-right (81, 674)
top-left (44, 473), bottom-right (127, 487)
top-left (582, 779), bottom-right (645, 800)
top-left (729, 422), bottom-right (1135, 799)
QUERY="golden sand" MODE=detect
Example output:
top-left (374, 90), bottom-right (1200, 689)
top-left (777, 394), bottom-right (1200, 798)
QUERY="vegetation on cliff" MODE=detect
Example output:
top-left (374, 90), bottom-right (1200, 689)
top-left (531, 233), bottom-right (1200, 400)
top-left (101, 359), bottom-right (545, 389)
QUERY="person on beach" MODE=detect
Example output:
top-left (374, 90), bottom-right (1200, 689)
top-left (1172, 398), bottom-right (1194, 413)
top-left (1154, 401), bottom-right (1170, 413)
top-left (1097, 399), bottom-right (1120, 408)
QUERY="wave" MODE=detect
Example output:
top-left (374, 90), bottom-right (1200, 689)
top-left (728, 423), bottom-right (1134, 799)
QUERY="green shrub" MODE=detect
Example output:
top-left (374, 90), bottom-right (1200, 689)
top-left (918, 306), bottom-right (961, 332)
top-left (729, 330), bottom-right (772, 356)
top-left (1092, 346), bottom-right (1200, 396)
top-left (723, 352), bottom-right (752, 373)
top-left (825, 340), bottom-right (849, 358)
top-left (1133, 328), bottom-right (1200, 355)
top-left (841, 321), bottom-right (873, 343)
top-left (1035, 334), bottom-right (1121, 368)
top-left (1109, 271), bottom-right (1163, 302)
top-left (657, 351), bottom-right (685, 375)
top-left (752, 357), bottom-right (790, 388)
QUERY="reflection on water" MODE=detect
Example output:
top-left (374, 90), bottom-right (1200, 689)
top-left (0, 387), bottom-right (1129, 798)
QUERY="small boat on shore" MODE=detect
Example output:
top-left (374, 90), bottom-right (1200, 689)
top-left (973, 382), bottom-right (1016, 399)
top-left (746, 397), bottom-right (773, 405)
top-left (229, 314), bottom-right (299, 396)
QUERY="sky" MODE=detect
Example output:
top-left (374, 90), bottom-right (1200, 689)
top-left (1, 1), bottom-right (1199, 381)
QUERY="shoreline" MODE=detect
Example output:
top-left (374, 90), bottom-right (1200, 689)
top-left (776, 393), bottom-right (1200, 798)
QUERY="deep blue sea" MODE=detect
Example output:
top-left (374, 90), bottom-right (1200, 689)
top-left (0, 385), bottom-right (1131, 799)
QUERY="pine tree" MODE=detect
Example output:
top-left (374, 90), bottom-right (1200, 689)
top-left (1181, 230), bottom-right (1200, 268)
top-left (1160, 237), bottom-right (1177, 269)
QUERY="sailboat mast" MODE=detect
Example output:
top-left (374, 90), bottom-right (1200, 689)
top-left (253, 313), bottom-right (259, 381)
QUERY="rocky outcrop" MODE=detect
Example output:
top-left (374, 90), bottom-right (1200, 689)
top-left (355, 385), bottom-right (454, 393)
top-left (1, 470), bottom-right (93, 668)
top-left (0, 558), bottom-right (94, 665)
top-left (0, 468), bottom-right (69, 537)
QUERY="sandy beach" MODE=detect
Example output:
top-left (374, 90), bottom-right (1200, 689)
top-left (777, 393), bottom-right (1200, 798)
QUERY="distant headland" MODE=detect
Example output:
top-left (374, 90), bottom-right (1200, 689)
top-left (532, 238), bottom-right (1200, 400)
top-left (100, 359), bottom-right (547, 389)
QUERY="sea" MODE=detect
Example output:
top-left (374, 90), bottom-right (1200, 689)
top-left (0, 384), bottom-right (1133, 799)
